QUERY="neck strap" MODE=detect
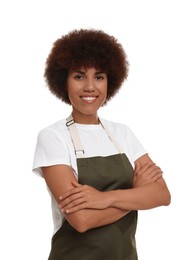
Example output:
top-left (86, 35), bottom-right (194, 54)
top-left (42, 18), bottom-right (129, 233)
top-left (66, 114), bottom-right (123, 158)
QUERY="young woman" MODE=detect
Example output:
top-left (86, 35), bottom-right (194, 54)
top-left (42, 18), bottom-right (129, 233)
top-left (32, 29), bottom-right (171, 260)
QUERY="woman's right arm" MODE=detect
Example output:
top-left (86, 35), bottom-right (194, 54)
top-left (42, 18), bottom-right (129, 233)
top-left (42, 165), bottom-right (129, 233)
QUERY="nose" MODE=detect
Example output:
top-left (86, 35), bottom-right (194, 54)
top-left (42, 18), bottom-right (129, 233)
top-left (83, 78), bottom-right (95, 92)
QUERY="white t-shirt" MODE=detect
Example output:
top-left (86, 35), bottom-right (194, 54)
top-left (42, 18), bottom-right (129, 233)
top-left (32, 118), bottom-right (147, 234)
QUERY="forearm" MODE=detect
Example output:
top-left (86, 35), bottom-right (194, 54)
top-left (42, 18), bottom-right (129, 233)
top-left (109, 181), bottom-right (171, 210)
top-left (65, 207), bottom-right (129, 233)
top-left (65, 180), bottom-right (170, 232)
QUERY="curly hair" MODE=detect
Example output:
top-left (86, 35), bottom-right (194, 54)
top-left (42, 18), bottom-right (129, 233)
top-left (44, 29), bottom-right (129, 104)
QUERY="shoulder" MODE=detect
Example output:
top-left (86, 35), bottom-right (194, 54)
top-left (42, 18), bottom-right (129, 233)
top-left (37, 119), bottom-right (69, 143)
top-left (38, 119), bottom-right (67, 135)
top-left (100, 118), bottom-right (133, 136)
top-left (100, 118), bottom-right (147, 160)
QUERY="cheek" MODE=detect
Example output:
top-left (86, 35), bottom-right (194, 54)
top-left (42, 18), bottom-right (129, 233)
top-left (66, 85), bottom-right (75, 104)
top-left (66, 81), bottom-right (77, 99)
top-left (67, 90), bottom-right (76, 104)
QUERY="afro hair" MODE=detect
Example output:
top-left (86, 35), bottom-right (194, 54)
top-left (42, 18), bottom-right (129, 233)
top-left (44, 29), bottom-right (129, 104)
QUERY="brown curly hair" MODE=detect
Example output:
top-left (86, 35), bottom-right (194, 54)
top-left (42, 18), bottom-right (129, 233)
top-left (44, 29), bottom-right (129, 104)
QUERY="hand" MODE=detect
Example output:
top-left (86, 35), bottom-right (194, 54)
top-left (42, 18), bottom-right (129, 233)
top-left (133, 161), bottom-right (163, 188)
top-left (59, 181), bottom-right (111, 214)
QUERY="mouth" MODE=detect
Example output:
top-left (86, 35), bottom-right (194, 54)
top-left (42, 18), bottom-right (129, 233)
top-left (80, 96), bottom-right (98, 103)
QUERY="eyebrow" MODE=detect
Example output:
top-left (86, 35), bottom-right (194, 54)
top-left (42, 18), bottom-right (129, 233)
top-left (72, 70), bottom-right (106, 75)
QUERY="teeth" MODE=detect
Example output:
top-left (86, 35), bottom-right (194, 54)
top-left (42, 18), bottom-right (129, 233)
top-left (82, 97), bottom-right (96, 101)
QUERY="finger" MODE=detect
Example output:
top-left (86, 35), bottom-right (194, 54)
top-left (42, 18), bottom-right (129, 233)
top-left (59, 186), bottom-right (85, 201)
top-left (147, 165), bottom-right (163, 177)
top-left (59, 191), bottom-right (86, 208)
top-left (61, 198), bottom-right (87, 213)
top-left (136, 162), bottom-right (154, 175)
top-left (65, 202), bottom-right (88, 214)
top-left (59, 189), bottom-right (75, 201)
top-left (72, 181), bottom-right (81, 187)
top-left (134, 161), bottom-right (141, 174)
top-left (152, 172), bottom-right (163, 182)
top-left (59, 192), bottom-right (70, 201)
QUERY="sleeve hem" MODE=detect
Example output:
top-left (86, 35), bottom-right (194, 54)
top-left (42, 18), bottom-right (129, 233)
top-left (32, 160), bottom-right (71, 178)
top-left (133, 150), bottom-right (148, 162)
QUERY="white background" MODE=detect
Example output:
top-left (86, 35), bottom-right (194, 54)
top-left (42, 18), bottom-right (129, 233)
top-left (0, 0), bottom-right (194, 259)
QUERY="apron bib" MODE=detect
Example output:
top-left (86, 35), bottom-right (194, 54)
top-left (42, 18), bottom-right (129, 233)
top-left (48, 116), bottom-right (138, 260)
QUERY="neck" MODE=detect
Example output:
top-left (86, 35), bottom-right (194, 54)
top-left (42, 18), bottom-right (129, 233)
top-left (71, 112), bottom-right (99, 124)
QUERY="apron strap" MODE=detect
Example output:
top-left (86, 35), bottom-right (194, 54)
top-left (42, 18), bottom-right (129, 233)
top-left (100, 119), bottom-right (123, 154)
top-left (66, 114), bottom-right (123, 158)
top-left (66, 115), bottom-right (85, 158)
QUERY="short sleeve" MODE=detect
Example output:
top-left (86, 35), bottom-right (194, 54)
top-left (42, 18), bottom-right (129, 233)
top-left (125, 126), bottom-right (147, 163)
top-left (32, 128), bottom-right (70, 177)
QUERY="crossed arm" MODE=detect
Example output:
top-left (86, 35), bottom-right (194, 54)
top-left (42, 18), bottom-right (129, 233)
top-left (42, 154), bottom-right (171, 233)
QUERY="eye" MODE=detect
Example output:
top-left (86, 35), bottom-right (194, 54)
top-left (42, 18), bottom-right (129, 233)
top-left (96, 75), bottom-right (105, 80)
top-left (74, 74), bottom-right (83, 80)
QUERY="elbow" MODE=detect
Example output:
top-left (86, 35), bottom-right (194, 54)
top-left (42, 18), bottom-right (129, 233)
top-left (65, 213), bottom-right (89, 233)
top-left (163, 190), bottom-right (171, 206)
top-left (159, 184), bottom-right (171, 207)
top-left (74, 223), bottom-right (88, 233)
top-left (156, 181), bottom-right (171, 207)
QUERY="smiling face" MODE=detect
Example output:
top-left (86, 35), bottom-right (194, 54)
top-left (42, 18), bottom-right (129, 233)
top-left (67, 67), bottom-right (108, 124)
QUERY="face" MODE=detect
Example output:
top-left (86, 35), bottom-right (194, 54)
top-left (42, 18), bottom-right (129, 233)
top-left (67, 67), bottom-right (107, 124)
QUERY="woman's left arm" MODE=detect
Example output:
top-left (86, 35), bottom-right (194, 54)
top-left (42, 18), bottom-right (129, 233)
top-left (111, 174), bottom-right (171, 210)
top-left (114, 153), bottom-right (171, 210)
top-left (59, 154), bottom-right (171, 213)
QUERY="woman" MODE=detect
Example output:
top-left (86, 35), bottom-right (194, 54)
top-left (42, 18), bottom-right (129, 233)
top-left (33, 29), bottom-right (171, 260)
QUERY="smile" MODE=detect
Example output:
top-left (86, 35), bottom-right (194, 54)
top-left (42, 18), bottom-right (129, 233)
top-left (80, 96), bottom-right (98, 103)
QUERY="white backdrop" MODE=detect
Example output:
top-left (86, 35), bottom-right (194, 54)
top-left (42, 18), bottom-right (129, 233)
top-left (0, 0), bottom-right (194, 259)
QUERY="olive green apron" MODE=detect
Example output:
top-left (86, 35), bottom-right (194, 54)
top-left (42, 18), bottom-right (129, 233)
top-left (48, 116), bottom-right (138, 260)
